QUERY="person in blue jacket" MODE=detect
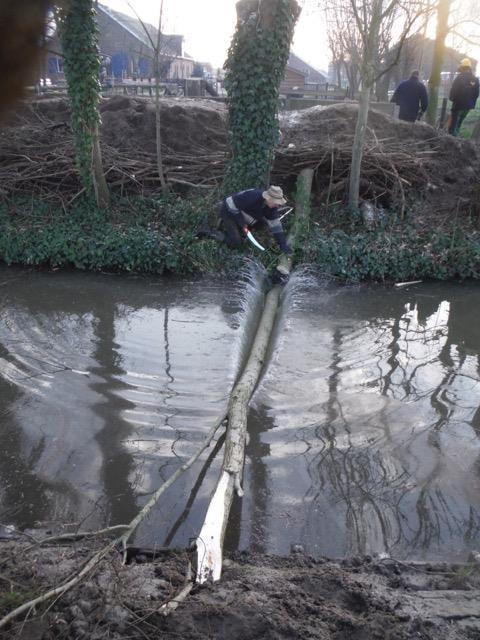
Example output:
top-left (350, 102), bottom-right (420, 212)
top-left (391, 71), bottom-right (428, 122)
top-left (217, 185), bottom-right (292, 254)
top-left (448, 58), bottom-right (479, 136)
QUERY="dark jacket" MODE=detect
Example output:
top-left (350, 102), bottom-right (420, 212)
top-left (223, 188), bottom-right (288, 251)
top-left (391, 77), bottom-right (428, 122)
top-left (449, 70), bottom-right (480, 111)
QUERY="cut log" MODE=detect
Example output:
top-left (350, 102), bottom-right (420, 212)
top-left (195, 169), bottom-right (314, 583)
top-left (196, 287), bottom-right (281, 582)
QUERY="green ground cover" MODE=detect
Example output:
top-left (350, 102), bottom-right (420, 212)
top-left (1, 193), bottom-right (479, 283)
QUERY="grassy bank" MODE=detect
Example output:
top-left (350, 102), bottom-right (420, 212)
top-left (301, 201), bottom-right (480, 282)
top-left (1, 194), bottom-right (479, 282)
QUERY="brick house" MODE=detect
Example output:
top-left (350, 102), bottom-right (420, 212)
top-left (280, 53), bottom-right (327, 97)
top-left (47, 3), bottom-right (194, 82)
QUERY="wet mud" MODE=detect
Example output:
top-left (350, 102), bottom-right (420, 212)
top-left (1, 537), bottom-right (480, 639)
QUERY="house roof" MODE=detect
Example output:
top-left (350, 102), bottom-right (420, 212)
top-left (97, 3), bottom-right (184, 58)
top-left (287, 52), bottom-right (327, 84)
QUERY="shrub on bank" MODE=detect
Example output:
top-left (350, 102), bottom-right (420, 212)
top-left (0, 195), bottom-right (243, 275)
top-left (1, 195), bottom-right (479, 282)
top-left (304, 226), bottom-right (480, 282)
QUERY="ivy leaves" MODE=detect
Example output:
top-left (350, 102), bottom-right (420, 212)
top-left (56, 1), bottom-right (102, 198)
top-left (223, 0), bottom-right (300, 193)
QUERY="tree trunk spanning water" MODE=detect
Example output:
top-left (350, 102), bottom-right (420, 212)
top-left (196, 169), bottom-right (314, 583)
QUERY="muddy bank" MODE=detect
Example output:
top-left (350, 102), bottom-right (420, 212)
top-left (1, 535), bottom-right (480, 639)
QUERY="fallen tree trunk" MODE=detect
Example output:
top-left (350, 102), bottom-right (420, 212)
top-left (196, 286), bottom-right (283, 582)
top-left (0, 171), bottom-right (315, 627)
top-left (196, 168), bottom-right (314, 583)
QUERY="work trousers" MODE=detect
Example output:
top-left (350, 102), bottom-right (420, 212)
top-left (218, 202), bottom-right (242, 248)
top-left (448, 109), bottom-right (470, 136)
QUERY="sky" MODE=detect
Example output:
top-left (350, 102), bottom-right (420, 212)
top-left (100, 0), bottom-right (480, 74)
top-left (100, 0), bottom-right (330, 72)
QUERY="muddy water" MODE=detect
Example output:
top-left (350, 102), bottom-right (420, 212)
top-left (1, 268), bottom-right (480, 562)
top-left (230, 274), bottom-right (480, 561)
top-left (0, 266), bottom-right (263, 548)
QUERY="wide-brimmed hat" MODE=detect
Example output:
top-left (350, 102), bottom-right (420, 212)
top-left (460, 58), bottom-right (472, 69)
top-left (262, 185), bottom-right (286, 205)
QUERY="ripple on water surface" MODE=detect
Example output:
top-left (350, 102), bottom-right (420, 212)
top-left (2, 268), bottom-right (480, 561)
top-left (0, 267), bottom-right (263, 546)
top-left (229, 274), bottom-right (480, 562)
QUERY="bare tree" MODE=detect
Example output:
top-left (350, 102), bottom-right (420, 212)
top-left (129, 1), bottom-right (168, 191)
top-left (324, 0), bottom-right (362, 96)
top-left (321, 0), bottom-right (428, 208)
top-left (425, 0), bottom-right (452, 125)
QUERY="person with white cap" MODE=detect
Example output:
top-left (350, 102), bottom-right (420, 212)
top-left (448, 58), bottom-right (479, 136)
top-left (216, 185), bottom-right (292, 254)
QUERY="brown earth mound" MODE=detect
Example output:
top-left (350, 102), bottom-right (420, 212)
top-left (5, 95), bottom-right (228, 155)
top-left (0, 96), bottom-right (229, 196)
top-left (275, 103), bottom-right (479, 216)
top-left (99, 95), bottom-right (228, 154)
top-left (1, 97), bottom-right (479, 217)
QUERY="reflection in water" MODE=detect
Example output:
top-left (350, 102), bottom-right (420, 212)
top-left (90, 299), bottom-right (138, 526)
top-left (0, 360), bottom-right (75, 527)
top-left (0, 267), bottom-right (263, 543)
top-left (242, 277), bottom-right (480, 561)
top-left (2, 268), bottom-right (480, 561)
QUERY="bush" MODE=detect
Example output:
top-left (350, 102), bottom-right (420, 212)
top-left (0, 194), bottom-right (244, 276)
top-left (1, 195), bottom-right (480, 282)
top-left (303, 225), bottom-right (480, 282)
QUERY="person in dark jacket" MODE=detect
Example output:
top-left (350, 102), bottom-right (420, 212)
top-left (217, 185), bottom-right (292, 254)
top-left (448, 58), bottom-right (479, 136)
top-left (391, 70), bottom-right (429, 122)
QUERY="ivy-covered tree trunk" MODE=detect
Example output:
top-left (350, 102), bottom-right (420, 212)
top-left (223, 0), bottom-right (301, 194)
top-left (57, 0), bottom-right (110, 207)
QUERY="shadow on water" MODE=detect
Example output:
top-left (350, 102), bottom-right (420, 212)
top-left (224, 404), bottom-right (274, 555)
top-left (89, 298), bottom-right (138, 526)
top-left (0, 352), bottom-right (74, 528)
top-left (163, 431), bottom-right (226, 547)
